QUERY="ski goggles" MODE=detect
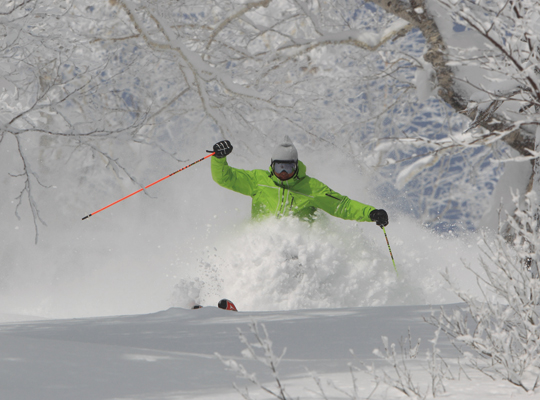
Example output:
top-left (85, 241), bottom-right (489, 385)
top-left (272, 161), bottom-right (297, 175)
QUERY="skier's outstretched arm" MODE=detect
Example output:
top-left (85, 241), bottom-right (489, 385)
top-left (310, 179), bottom-right (388, 225)
top-left (210, 140), bottom-right (256, 196)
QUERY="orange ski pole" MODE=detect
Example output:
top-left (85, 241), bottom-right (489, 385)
top-left (82, 152), bottom-right (215, 220)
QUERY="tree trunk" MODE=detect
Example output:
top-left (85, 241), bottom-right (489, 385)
top-left (369, 0), bottom-right (535, 159)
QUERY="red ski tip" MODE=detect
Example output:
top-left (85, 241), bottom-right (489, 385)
top-left (218, 299), bottom-right (237, 311)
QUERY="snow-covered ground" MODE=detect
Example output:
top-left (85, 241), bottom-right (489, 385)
top-left (0, 303), bottom-right (533, 400)
top-left (0, 143), bottom-right (532, 399)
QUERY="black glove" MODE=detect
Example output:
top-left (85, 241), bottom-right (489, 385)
top-left (370, 209), bottom-right (389, 227)
top-left (208, 140), bottom-right (233, 158)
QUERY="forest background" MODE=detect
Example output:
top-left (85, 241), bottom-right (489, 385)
top-left (1, 0), bottom-right (539, 316)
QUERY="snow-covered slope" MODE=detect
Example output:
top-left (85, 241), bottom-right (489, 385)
top-left (0, 305), bottom-right (532, 400)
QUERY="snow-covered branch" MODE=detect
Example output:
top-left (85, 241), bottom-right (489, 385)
top-left (206, 0), bottom-right (272, 49)
top-left (429, 190), bottom-right (540, 392)
top-left (217, 321), bottom-right (291, 400)
top-left (433, 0), bottom-right (540, 154)
top-left (275, 19), bottom-right (412, 54)
top-left (11, 135), bottom-right (48, 244)
top-left (5, 0), bottom-right (536, 238)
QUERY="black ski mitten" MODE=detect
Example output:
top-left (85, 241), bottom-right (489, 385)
top-left (209, 140), bottom-right (233, 158)
top-left (369, 209), bottom-right (389, 227)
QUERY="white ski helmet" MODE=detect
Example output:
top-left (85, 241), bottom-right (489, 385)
top-left (271, 135), bottom-right (298, 162)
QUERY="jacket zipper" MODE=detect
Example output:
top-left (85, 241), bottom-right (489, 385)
top-left (280, 188), bottom-right (289, 215)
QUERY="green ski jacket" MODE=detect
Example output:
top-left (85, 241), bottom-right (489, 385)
top-left (211, 156), bottom-right (375, 222)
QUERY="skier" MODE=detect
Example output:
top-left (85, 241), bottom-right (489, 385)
top-left (209, 137), bottom-right (389, 227)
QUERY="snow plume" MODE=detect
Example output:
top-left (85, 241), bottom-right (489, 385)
top-left (174, 215), bottom-right (482, 311)
top-left (0, 141), bottom-right (483, 319)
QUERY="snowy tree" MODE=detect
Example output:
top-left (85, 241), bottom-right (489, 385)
top-left (3, 0), bottom-right (539, 240)
top-left (0, 1), bottom-right (153, 241)
top-left (369, 0), bottom-right (540, 226)
top-left (431, 190), bottom-right (540, 392)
